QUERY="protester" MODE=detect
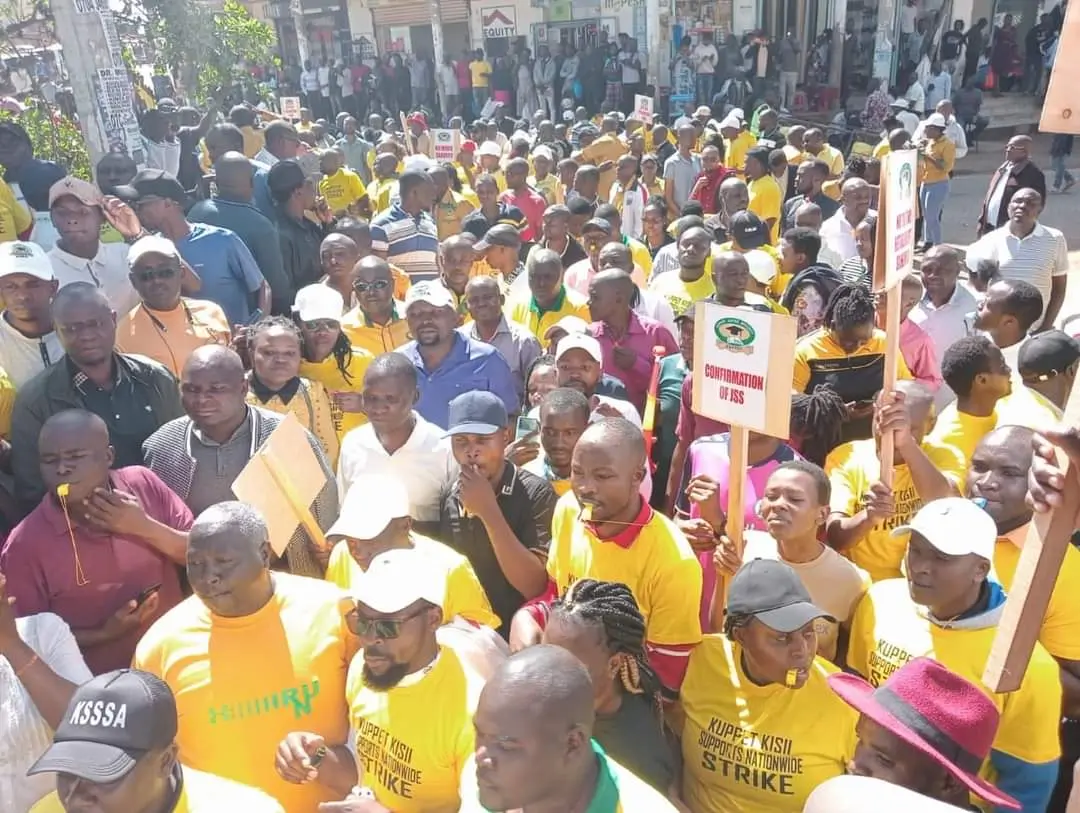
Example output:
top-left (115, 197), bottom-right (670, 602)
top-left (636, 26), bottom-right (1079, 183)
top-left (0, 241), bottom-right (63, 387)
top-left (1018, 329), bottom-right (1080, 409)
top-left (820, 178), bottom-right (874, 263)
top-left (977, 136), bottom-right (1046, 236)
top-left (267, 159), bottom-right (331, 314)
top-left (340, 255), bottom-right (411, 356)
top-left (371, 169), bottom-right (439, 282)
top-left (465, 275), bottom-right (541, 401)
top-left (507, 247), bottom-right (590, 340)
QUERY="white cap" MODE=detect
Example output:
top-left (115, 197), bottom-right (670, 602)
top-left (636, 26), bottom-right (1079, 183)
top-left (890, 98), bottom-right (910, 109)
top-left (127, 235), bottom-right (180, 268)
top-left (730, 107), bottom-right (745, 121)
top-left (403, 153), bottom-right (435, 173)
top-left (694, 105), bottom-right (712, 117)
top-left (533, 145), bottom-right (553, 162)
top-left (805, 776), bottom-right (972, 813)
top-left (925, 112), bottom-right (948, 128)
top-left (404, 280), bottom-right (456, 312)
top-left (891, 497), bottom-right (997, 561)
top-left (719, 114), bottom-right (741, 130)
top-left (745, 249), bottom-right (777, 285)
top-left (0, 241), bottom-right (54, 281)
top-left (293, 284), bottom-right (344, 322)
top-left (476, 140), bottom-right (502, 157)
top-left (353, 548), bottom-right (445, 612)
top-left (328, 475), bottom-right (410, 541)
top-left (555, 332), bottom-right (603, 363)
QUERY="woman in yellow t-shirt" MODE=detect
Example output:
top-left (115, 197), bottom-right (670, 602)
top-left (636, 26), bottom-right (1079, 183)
top-left (246, 316), bottom-right (341, 468)
top-left (680, 559), bottom-right (858, 813)
top-left (916, 117), bottom-right (956, 249)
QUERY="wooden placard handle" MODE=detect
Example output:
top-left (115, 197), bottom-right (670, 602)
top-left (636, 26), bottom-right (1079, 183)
top-left (709, 426), bottom-right (750, 632)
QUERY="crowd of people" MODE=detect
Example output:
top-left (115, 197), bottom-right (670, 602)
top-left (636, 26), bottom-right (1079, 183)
top-left (0, 69), bottom-right (1077, 813)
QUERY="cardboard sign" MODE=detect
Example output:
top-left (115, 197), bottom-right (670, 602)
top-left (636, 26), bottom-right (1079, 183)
top-left (691, 302), bottom-right (797, 437)
top-left (1040, 0), bottom-right (1080, 134)
top-left (880, 149), bottom-right (918, 292)
top-left (231, 413), bottom-right (330, 557)
top-left (634, 93), bottom-right (654, 123)
top-left (431, 128), bottom-right (460, 162)
top-left (481, 6), bottom-right (517, 38)
top-left (280, 96), bottom-right (301, 120)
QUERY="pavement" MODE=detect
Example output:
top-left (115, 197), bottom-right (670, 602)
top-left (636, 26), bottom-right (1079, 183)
top-left (941, 132), bottom-right (1080, 328)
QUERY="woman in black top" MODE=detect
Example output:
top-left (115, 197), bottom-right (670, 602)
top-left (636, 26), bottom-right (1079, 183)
top-left (542, 579), bottom-right (677, 798)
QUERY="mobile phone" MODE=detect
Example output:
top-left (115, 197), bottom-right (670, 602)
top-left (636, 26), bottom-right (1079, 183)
top-left (135, 584), bottom-right (162, 607)
top-left (515, 416), bottom-right (540, 441)
top-left (247, 308), bottom-right (265, 325)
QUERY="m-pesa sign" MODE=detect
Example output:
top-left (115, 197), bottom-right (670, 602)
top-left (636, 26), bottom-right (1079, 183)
top-left (481, 6), bottom-right (517, 37)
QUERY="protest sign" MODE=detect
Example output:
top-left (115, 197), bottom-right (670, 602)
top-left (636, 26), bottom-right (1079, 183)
top-left (431, 128), bottom-right (460, 162)
top-left (634, 94), bottom-right (654, 123)
top-left (280, 96), bottom-right (301, 120)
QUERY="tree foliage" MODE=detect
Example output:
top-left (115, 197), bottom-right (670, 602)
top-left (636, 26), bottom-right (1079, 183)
top-left (0, 106), bottom-right (91, 180)
top-left (138, 0), bottom-right (276, 102)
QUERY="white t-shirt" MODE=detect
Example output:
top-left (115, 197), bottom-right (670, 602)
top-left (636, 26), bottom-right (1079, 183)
top-left (900, 4), bottom-right (918, 34)
top-left (301, 69), bottom-right (320, 92)
top-left (317, 65), bottom-right (331, 95)
top-left (0, 314), bottom-right (64, 388)
top-left (143, 136), bottom-right (181, 176)
top-left (339, 69), bottom-right (354, 97)
top-left (0, 614), bottom-right (92, 813)
top-left (692, 43), bottom-right (719, 74)
top-left (48, 241), bottom-right (139, 316)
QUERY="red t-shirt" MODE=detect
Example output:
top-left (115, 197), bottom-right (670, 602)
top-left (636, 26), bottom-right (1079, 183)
top-left (454, 60), bottom-right (471, 90)
top-left (0, 466), bottom-right (192, 674)
top-left (500, 188), bottom-right (548, 242)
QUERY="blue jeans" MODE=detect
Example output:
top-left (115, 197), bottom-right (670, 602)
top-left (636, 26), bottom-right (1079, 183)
top-left (472, 87), bottom-right (488, 115)
top-left (695, 73), bottom-right (714, 106)
top-left (1051, 154), bottom-right (1075, 189)
top-left (919, 179), bottom-right (949, 246)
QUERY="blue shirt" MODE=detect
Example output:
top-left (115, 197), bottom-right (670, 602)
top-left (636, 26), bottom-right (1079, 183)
top-left (400, 332), bottom-right (519, 429)
top-left (251, 162), bottom-right (276, 223)
top-left (174, 222), bottom-right (264, 326)
top-left (370, 203), bottom-right (439, 282)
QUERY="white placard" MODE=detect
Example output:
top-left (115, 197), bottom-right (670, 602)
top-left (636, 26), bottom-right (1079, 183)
top-left (882, 149), bottom-right (918, 291)
top-left (634, 93), bottom-right (653, 122)
top-left (280, 96), bottom-right (302, 120)
top-left (431, 129), bottom-right (460, 161)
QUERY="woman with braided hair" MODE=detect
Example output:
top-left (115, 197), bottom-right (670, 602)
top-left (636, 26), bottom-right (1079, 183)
top-left (792, 283), bottom-right (913, 443)
top-left (542, 578), bottom-right (677, 796)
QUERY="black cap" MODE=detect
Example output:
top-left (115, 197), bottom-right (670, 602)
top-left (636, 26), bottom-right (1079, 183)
top-left (730, 210), bottom-right (770, 250)
top-left (475, 223), bottom-right (522, 251)
top-left (28, 669), bottom-right (178, 782)
top-left (267, 159), bottom-right (308, 202)
top-left (1018, 330), bottom-right (1080, 382)
top-left (444, 391), bottom-right (508, 437)
top-left (112, 169), bottom-right (186, 205)
top-left (726, 559), bottom-right (834, 633)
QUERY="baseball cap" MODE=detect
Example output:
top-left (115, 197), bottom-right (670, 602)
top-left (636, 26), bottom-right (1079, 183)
top-left (267, 159), bottom-right (308, 201)
top-left (1018, 330), bottom-right (1080, 382)
top-left (406, 111), bottom-right (428, 127)
top-left (544, 315), bottom-right (590, 344)
top-left (719, 114), bottom-right (741, 130)
top-left (48, 176), bottom-right (103, 209)
top-left (890, 98), bottom-right (910, 109)
top-left (127, 235), bottom-right (180, 268)
top-left (155, 98), bottom-right (178, 113)
top-left (475, 223), bottom-right (522, 251)
top-left (476, 140), bottom-right (502, 157)
top-left (352, 547), bottom-right (446, 613)
top-left (293, 284), bottom-right (344, 322)
top-left (730, 210), bottom-right (770, 250)
top-left (404, 280), bottom-right (455, 312)
top-left (745, 249), bottom-right (777, 285)
top-left (694, 105), bottom-right (712, 118)
top-left (891, 497), bottom-right (997, 561)
top-left (327, 475), bottom-right (410, 541)
top-left (27, 669), bottom-right (178, 782)
top-left (555, 332), bottom-right (603, 364)
top-left (726, 559), bottom-right (835, 633)
top-left (460, 139), bottom-right (477, 153)
top-left (112, 169), bottom-right (186, 205)
top-left (925, 113), bottom-right (948, 128)
top-left (445, 391), bottom-right (508, 437)
top-left (0, 240), bottom-right (54, 281)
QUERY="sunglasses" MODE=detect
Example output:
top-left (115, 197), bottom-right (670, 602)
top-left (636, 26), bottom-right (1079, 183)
top-left (346, 605), bottom-right (428, 639)
top-left (354, 279), bottom-right (391, 293)
top-left (134, 267), bottom-right (178, 282)
top-left (302, 318), bottom-right (339, 332)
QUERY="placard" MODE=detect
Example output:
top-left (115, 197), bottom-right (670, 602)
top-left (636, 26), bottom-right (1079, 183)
top-left (431, 128), bottom-right (460, 161)
top-left (881, 149), bottom-right (917, 291)
top-left (634, 93), bottom-right (654, 122)
top-left (691, 302), bottom-right (797, 438)
top-left (280, 96), bottom-right (301, 120)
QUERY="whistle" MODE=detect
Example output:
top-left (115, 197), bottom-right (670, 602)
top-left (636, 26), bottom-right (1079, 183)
top-left (785, 669), bottom-right (799, 688)
top-left (57, 483), bottom-right (70, 499)
top-left (580, 504), bottom-right (593, 522)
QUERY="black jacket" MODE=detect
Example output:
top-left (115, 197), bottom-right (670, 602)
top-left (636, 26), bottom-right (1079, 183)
top-left (978, 161), bottom-right (1047, 235)
top-left (275, 211), bottom-right (332, 314)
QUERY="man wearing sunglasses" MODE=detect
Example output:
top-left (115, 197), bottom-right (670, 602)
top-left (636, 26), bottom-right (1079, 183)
top-left (276, 547), bottom-right (484, 813)
top-left (341, 256), bottom-right (411, 358)
top-left (115, 235), bottom-right (231, 377)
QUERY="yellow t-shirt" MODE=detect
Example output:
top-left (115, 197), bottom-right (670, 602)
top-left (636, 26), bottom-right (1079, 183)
top-left (0, 178), bottom-right (31, 242)
top-left (579, 134), bottom-right (628, 200)
top-left (299, 347), bottom-right (374, 438)
top-left (680, 635), bottom-right (857, 813)
top-left (133, 574), bottom-right (357, 813)
top-left (547, 493), bottom-right (703, 646)
top-left (648, 269), bottom-right (714, 317)
top-left (469, 60), bottom-right (491, 88)
top-left (724, 131), bottom-right (758, 176)
top-left (367, 177), bottom-right (400, 214)
top-left (872, 140), bottom-right (890, 159)
top-left (506, 286), bottom-right (591, 341)
top-left (530, 174), bottom-right (562, 205)
top-left (320, 168), bottom-right (368, 215)
top-left (782, 145), bottom-right (805, 167)
top-left (919, 135), bottom-right (956, 185)
top-left (435, 189), bottom-right (477, 240)
top-left (0, 366), bottom-right (14, 437)
top-left (31, 766), bottom-right (285, 813)
top-left (348, 646), bottom-right (481, 813)
top-left (341, 305), bottom-right (412, 357)
top-left (325, 534), bottom-right (500, 629)
top-left (792, 328), bottom-right (912, 395)
top-left (748, 175), bottom-right (783, 244)
top-left (995, 530), bottom-right (1080, 660)
top-left (847, 579), bottom-right (1062, 777)
top-left (624, 235), bottom-right (654, 280)
top-left (825, 437), bottom-right (966, 581)
top-left (246, 377), bottom-right (340, 469)
top-left (815, 144), bottom-right (845, 176)
top-left (925, 404), bottom-right (997, 468)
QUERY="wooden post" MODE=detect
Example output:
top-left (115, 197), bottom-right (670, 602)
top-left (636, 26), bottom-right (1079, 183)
top-left (1039, 0), bottom-right (1080, 136)
top-left (984, 381), bottom-right (1080, 692)
top-left (709, 425), bottom-right (751, 633)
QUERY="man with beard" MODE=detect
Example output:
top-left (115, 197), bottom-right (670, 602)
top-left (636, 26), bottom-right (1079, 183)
top-left (277, 548), bottom-right (484, 812)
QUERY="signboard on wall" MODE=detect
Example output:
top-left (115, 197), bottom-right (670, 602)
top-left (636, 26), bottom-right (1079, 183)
top-left (386, 26), bottom-right (411, 51)
top-left (481, 6), bottom-right (518, 37)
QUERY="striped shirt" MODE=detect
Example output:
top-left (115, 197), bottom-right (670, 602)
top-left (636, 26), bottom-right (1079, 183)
top-left (966, 222), bottom-right (1068, 316)
top-left (370, 203), bottom-right (439, 282)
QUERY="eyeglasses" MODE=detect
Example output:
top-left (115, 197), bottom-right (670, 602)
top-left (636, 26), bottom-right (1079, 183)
top-left (134, 266), bottom-right (178, 282)
top-left (354, 279), bottom-right (391, 293)
top-left (346, 605), bottom-right (428, 639)
top-left (57, 318), bottom-right (109, 337)
top-left (301, 318), bottom-right (339, 332)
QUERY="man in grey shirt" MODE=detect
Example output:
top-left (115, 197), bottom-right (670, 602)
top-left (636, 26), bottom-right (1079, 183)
top-left (336, 116), bottom-right (372, 184)
top-left (464, 275), bottom-right (541, 401)
top-left (663, 123), bottom-right (702, 217)
top-left (778, 33), bottom-right (801, 111)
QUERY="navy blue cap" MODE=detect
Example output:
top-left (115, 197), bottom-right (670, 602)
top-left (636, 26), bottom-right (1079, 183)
top-left (444, 391), bottom-right (508, 436)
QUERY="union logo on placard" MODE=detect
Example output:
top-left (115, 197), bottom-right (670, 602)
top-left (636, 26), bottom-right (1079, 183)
top-left (713, 317), bottom-right (756, 355)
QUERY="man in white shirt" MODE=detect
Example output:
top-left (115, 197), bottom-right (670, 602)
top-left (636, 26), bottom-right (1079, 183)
top-left (819, 178), bottom-right (875, 264)
top-left (337, 352), bottom-right (456, 533)
top-left (889, 98), bottom-right (921, 135)
top-left (692, 33), bottom-right (719, 105)
top-left (339, 63), bottom-right (355, 117)
top-left (300, 60), bottom-right (320, 114)
top-left (966, 186), bottom-right (1068, 330)
top-left (317, 59), bottom-right (331, 119)
top-left (140, 109), bottom-right (181, 177)
top-left (45, 176), bottom-right (141, 315)
top-left (0, 241), bottom-right (64, 388)
top-left (533, 46), bottom-right (557, 120)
